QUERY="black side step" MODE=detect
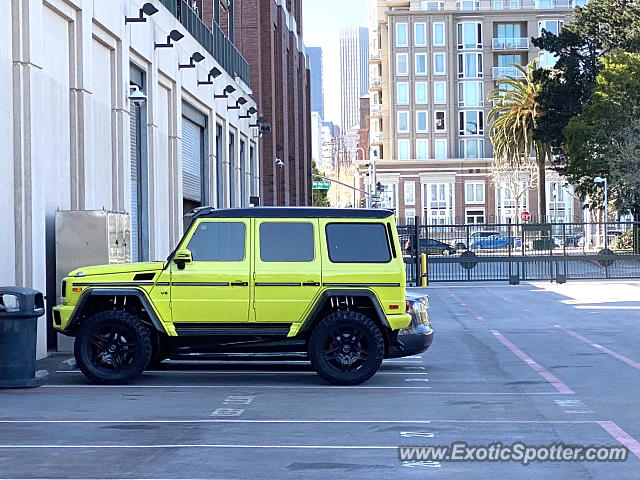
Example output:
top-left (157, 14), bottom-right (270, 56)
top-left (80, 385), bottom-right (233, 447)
top-left (174, 323), bottom-right (292, 337)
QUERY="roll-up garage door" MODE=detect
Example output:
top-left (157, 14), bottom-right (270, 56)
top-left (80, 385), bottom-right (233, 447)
top-left (130, 102), bottom-right (140, 261)
top-left (182, 117), bottom-right (204, 213)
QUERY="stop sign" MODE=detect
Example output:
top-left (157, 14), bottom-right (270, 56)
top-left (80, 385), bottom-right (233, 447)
top-left (520, 211), bottom-right (531, 222)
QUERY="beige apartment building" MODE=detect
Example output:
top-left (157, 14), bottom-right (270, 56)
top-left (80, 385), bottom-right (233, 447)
top-left (360, 0), bottom-right (583, 225)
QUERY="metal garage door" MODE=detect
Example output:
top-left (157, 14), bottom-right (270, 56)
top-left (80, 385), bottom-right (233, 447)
top-left (130, 102), bottom-right (141, 261)
top-left (182, 117), bottom-right (204, 215)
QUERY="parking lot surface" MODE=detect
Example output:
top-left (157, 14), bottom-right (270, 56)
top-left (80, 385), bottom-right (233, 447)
top-left (1, 280), bottom-right (638, 479)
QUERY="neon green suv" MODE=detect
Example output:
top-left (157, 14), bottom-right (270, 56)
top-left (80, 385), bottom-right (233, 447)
top-left (53, 207), bottom-right (433, 385)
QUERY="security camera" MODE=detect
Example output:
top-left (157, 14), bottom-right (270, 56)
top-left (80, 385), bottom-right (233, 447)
top-left (128, 85), bottom-right (147, 106)
top-left (275, 158), bottom-right (284, 168)
top-left (260, 122), bottom-right (271, 134)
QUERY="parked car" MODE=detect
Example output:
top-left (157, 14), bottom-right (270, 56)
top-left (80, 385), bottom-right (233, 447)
top-left (470, 233), bottom-right (521, 250)
top-left (53, 207), bottom-right (430, 386)
top-left (389, 293), bottom-right (433, 358)
top-left (404, 238), bottom-right (456, 256)
top-left (455, 231), bottom-right (521, 250)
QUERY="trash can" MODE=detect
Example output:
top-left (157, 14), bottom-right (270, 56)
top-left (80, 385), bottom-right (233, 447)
top-left (0, 287), bottom-right (48, 388)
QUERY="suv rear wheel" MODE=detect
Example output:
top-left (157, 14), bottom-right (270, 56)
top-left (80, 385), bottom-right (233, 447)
top-left (74, 310), bottom-right (152, 384)
top-left (308, 311), bottom-right (384, 385)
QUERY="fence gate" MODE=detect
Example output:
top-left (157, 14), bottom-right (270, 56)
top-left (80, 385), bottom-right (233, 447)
top-left (400, 221), bottom-right (640, 285)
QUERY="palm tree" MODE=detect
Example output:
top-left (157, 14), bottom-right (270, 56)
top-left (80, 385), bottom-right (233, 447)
top-left (488, 60), bottom-right (551, 222)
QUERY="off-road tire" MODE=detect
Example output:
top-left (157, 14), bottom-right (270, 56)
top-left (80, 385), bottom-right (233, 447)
top-left (74, 310), bottom-right (152, 384)
top-left (308, 311), bottom-right (384, 385)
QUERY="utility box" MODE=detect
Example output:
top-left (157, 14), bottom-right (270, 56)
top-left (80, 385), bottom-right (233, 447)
top-left (54, 210), bottom-right (131, 351)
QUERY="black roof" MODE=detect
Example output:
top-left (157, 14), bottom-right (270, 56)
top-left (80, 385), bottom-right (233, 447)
top-left (186, 207), bottom-right (395, 220)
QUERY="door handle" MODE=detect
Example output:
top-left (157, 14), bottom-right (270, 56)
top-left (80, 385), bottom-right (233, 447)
top-left (302, 281), bottom-right (320, 287)
top-left (230, 281), bottom-right (248, 286)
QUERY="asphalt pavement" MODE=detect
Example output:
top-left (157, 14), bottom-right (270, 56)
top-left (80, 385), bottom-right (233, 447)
top-left (0, 280), bottom-right (638, 479)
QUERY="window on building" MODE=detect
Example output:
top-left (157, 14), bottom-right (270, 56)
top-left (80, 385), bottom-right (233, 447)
top-left (405, 208), bottom-right (416, 225)
top-left (424, 183), bottom-right (454, 225)
top-left (496, 182), bottom-right (529, 223)
top-left (405, 182), bottom-right (415, 205)
top-left (435, 111), bottom-right (446, 131)
top-left (548, 181), bottom-right (574, 223)
top-left (379, 183), bottom-right (398, 209)
top-left (458, 81), bottom-right (484, 107)
top-left (459, 138), bottom-right (485, 158)
top-left (398, 140), bottom-right (410, 159)
top-left (249, 144), bottom-right (257, 197)
top-left (396, 53), bottom-right (408, 75)
top-left (416, 82), bottom-right (428, 104)
top-left (421, 0), bottom-right (445, 10)
top-left (259, 222), bottom-right (315, 262)
top-left (466, 209), bottom-right (485, 224)
top-left (415, 23), bottom-right (426, 45)
top-left (538, 20), bottom-right (563, 35)
top-left (416, 140), bottom-right (429, 160)
top-left (433, 22), bottom-right (445, 46)
top-left (434, 53), bottom-right (446, 75)
top-left (538, 51), bottom-right (559, 68)
top-left (434, 82), bottom-right (447, 103)
top-left (187, 222), bottom-right (246, 262)
top-left (496, 23), bottom-right (522, 49)
top-left (416, 111), bottom-right (428, 132)
top-left (228, 131), bottom-right (236, 207)
top-left (397, 111), bottom-right (409, 133)
top-left (434, 139), bottom-right (447, 159)
top-left (457, 22), bottom-right (482, 49)
top-left (459, 110), bottom-right (484, 136)
top-left (458, 53), bottom-right (483, 78)
top-left (465, 181), bottom-right (485, 204)
top-left (239, 139), bottom-right (247, 207)
top-left (326, 223), bottom-right (391, 263)
top-left (396, 23), bottom-right (408, 46)
top-left (397, 82), bottom-right (409, 104)
top-left (415, 53), bottom-right (427, 74)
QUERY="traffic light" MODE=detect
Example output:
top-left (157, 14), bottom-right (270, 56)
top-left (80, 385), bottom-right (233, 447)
top-left (376, 181), bottom-right (383, 193)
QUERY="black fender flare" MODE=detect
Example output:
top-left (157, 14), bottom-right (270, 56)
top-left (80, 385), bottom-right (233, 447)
top-left (65, 288), bottom-right (166, 334)
top-left (298, 289), bottom-right (391, 334)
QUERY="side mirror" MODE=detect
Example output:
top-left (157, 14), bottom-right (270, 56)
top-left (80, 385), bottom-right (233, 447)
top-left (174, 249), bottom-right (192, 269)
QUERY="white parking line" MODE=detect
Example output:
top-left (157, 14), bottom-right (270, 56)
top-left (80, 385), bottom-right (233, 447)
top-left (0, 419), bottom-right (434, 424)
top-left (41, 384), bottom-right (433, 390)
top-left (0, 443), bottom-right (398, 450)
top-left (55, 370), bottom-right (430, 376)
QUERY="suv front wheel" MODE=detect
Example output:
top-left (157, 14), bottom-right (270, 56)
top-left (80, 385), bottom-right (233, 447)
top-left (308, 311), bottom-right (384, 385)
top-left (74, 310), bottom-right (152, 384)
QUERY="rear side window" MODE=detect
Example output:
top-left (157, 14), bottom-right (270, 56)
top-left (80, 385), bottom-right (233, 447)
top-left (187, 222), bottom-right (246, 261)
top-left (326, 223), bottom-right (391, 263)
top-left (260, 222), bottom-right (315, 262)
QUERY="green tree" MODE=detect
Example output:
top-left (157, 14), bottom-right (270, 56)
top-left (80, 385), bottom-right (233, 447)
top-left (563, 52), bottom-right (640, 221)
top-left (311, 160), bottom-right (330, 207)
top-left (488, 60), bottom-right (551, 221)
top-left (532, 0), bottom-right (640, 157)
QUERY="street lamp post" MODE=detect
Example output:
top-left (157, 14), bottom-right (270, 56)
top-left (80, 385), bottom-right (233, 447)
top-left (594, 176), bottom-right (608, 250)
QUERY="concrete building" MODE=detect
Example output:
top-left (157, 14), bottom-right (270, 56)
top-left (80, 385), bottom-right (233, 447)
top-left (1, 0), bottom-right (259, 357)
top-left (307, 46), bottom-right (325, 118)
top-left (339, 27), bottom-right (369, 131)
top-left (361, 0), bottom-right (581, 225)
top-left (311, 112), bottom-right (323, 164)
top-left (232, 0), bottom-right (313, 206)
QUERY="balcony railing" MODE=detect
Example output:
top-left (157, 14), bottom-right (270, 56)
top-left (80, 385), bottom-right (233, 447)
top-left (371, 132), bottom-right (384, 144)
top-left (158, 0), bottom-right (250, 85)
top-left (493, 66), bottom-right (525, 78)
top-left (370, 77), bottom-right (383, 89)
top-left (370, 49), bottom-right (381, 62)
top-left (412, 0), bottom-right (574, 11)
top-left (492, 37), bottom-right (529, 50)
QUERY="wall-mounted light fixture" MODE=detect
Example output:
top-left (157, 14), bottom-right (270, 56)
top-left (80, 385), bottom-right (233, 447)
top-left (125, 2), bottom-right (158, 23)
top-left (214, 84), bottom-right (236, 99)
top-left (179, 52), bottom-right (205, 69)
top-left (276, 144), bottom-right (284, 152)
top-left (275, 158), bottom-right (285, 168)
top-left (197, 67), bottom-right (222, 85)
top-left (154, 30), bottom-right (184, 48)
top-left (288, 155), bottom-right (295, 162)
top-left (227, 97), bottom-right (248, 110)
top-left (239, 106), bottom-right (257, 119)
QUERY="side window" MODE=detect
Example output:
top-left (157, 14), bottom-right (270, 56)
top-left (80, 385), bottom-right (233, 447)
top-left (326, 223), bottom-right (391, 263)
top-left (186, 222), bottom-right (246, 261)
top-left (259, 222), bottom-right (315, 262)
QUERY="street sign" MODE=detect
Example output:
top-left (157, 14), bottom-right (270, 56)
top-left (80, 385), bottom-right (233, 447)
top-left (313, 181), bottom-right (330, 190)
top-left (520, 211), bottom-right (531, 222)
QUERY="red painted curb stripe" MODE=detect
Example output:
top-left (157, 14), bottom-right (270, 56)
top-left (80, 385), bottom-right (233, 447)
top-left (491, 329), bottom-right (574, 394)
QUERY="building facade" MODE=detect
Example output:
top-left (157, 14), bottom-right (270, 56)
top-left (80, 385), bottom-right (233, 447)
top-left (307, 46), bottom-right (325, 118)
top-left (233, 0), bottom-right (313, 206)
top-left (1, 0), bottom-right (260, 357)
top-left (340, 27), bottom-right (370, 131)
top-left (362, 0), bottom-right (581, 225)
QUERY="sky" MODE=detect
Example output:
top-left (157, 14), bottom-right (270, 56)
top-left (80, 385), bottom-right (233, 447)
top-left (302, 0), bottom-right (369, 128)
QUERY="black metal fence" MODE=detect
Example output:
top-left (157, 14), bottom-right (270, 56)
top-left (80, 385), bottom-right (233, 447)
top-left (399, 221), bottom-right (640, 284)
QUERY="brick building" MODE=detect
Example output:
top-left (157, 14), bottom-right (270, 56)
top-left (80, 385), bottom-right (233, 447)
top-left (206, 0), bottom-right (312, 206)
